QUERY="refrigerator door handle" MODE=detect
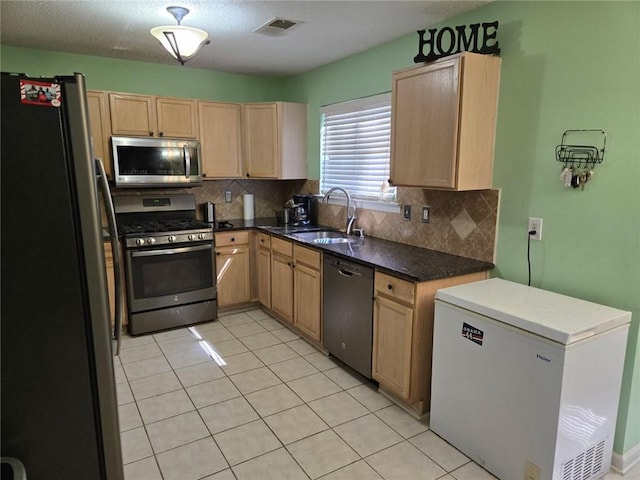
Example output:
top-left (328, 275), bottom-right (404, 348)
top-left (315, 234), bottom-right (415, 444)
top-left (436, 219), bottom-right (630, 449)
top-left (96, 158), bottom-right (124, 356)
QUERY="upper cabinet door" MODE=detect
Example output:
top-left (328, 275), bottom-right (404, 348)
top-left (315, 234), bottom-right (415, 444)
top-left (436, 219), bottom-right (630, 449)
top-left (198, 101), bottom-right (243, 178)
top-left (156, 97), bottom-right (198, 138)
top-left (86, 90), bottom-right (113, 179)
top-left (109, 93), bottom-right (157, 137)
top-left (390, 52), bottom-right (501, 190)
top-left (243, 103), bottom-right (279, 178)
top-left (242, 102), bottom-right (308, 180)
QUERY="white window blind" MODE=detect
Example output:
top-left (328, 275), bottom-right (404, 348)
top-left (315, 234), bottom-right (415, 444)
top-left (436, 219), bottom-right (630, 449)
top-left (320, 93), bottom-right (396, 201)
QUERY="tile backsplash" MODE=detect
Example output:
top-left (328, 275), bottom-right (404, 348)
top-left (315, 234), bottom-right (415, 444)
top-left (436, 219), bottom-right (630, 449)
top-left (110, 179), bottom-right (499, 263)
top-left (111, 179), bottom-right (309, 222)
top-left (314, 182), bottom-right (500, 264)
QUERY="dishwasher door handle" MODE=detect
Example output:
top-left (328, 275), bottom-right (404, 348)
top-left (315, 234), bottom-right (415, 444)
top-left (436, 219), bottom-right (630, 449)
top-left (338, 267), bottom-right (361, 277)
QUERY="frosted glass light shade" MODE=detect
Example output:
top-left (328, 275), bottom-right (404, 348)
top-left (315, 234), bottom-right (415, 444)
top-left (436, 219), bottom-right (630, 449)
top-left (150, 25), bottom-right (209, 64)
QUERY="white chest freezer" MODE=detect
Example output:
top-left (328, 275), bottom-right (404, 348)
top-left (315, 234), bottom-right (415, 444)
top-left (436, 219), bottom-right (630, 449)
top-left (430, 278), bottom-right (630, 480)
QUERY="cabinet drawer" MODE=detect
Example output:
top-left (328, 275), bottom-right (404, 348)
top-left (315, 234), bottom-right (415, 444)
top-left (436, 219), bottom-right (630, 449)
top-left (215, 230), bottom-right (249, 247)
top-left (271, 237), bottom-right (293, 257)
top-left (294, 244), bottom-right (321, 269)
top-left (375, 271), bottom-right (415, 305)
top-left (256, 232), bottom-right (271, 249)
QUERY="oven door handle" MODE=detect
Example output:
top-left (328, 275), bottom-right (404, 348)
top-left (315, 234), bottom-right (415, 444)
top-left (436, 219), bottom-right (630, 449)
top-left (96, 158), bottom-right (124, 357)
top-left (183, 145), bottom-right (191, 179)
top-left (131, 244), bottom-right (212, 257)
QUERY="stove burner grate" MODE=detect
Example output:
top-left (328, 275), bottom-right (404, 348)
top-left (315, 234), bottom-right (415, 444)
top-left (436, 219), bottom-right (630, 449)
top-left (118, 219), bottom-right (211, 235)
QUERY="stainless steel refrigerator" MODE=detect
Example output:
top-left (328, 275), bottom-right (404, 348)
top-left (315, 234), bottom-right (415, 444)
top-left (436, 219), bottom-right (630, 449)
top-left (1, 72), bottom-right (124, 479)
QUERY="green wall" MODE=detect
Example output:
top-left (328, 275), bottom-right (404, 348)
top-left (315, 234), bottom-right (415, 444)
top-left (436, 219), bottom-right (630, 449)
top-left (1, 0), bottom-right (638, 459)
top-left (0, 46), bottom-right (285, 101)
top-left (286, 1), bottom-right (640, 457)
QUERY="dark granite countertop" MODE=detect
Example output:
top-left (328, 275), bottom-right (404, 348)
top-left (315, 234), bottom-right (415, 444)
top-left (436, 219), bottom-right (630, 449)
top-left (214, 217), bottom-right (493, 283)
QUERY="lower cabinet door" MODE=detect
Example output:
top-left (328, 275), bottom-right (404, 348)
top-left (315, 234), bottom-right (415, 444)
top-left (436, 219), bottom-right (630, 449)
top-left (216, 245), bottom-right (250, 307)
top-left (372, 295), bottom-right (414, 399)
top-left (294, 263), bottom-right (321, 341)
top-left (257, 246), bottom-right (271, 308)
top-left (271, 252), bottom-right (294, 323)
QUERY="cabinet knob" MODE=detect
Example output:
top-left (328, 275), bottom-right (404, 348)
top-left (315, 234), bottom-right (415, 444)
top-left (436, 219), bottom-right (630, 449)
top-left (159, 132), bottom-right (164, 137)
top-left (216, 252), bottom-right (220, 256)
top-left (246, 173), bottom-right (250, 178)
top-left (149, 131), bottom-right (153, 136)
top-left (230, 237), bottom-right (235, 242)
top-left (387, 284), bottom-right (393, 290)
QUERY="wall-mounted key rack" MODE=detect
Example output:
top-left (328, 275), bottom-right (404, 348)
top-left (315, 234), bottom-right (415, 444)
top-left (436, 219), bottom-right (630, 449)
top-left (556, 129), bottom-right (607, 190)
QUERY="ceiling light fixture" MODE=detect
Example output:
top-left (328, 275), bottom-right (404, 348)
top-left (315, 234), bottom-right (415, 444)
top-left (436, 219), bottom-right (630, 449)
top-left (150, 6), bottom-right (210, 65)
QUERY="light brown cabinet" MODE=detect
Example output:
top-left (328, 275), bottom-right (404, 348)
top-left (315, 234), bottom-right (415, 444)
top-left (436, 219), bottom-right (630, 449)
top-left (198, 101), bottom-right (243, 178)
top-left (242, 102), bottom-right (307, 179)
top-left (87, 90), bottom-right (113, 179)
top-left (215, 231), bottom-right (251, 308)
top-left (104, 241), bottom-right (127, 328)
top-left (104, 242), bottom-right (116, 326)
top-left (255, 232), bottom-right (271, 308)
top-left (256, 234), bottom-right (322, 342)
top-left (372, 270), bottom-right (487, 415)
top-left (390, 52), bottom-right (501, 190)
top-left (270, 237), bottom-right (295, 323)
top-left (109, 92), bottom-right (197, 138)
top-left (293, 245), bottom-right (322, 342)
top-left (156, 97), bottom-right (198, 138)
top-left (109, 93), bottom-right (156, 137)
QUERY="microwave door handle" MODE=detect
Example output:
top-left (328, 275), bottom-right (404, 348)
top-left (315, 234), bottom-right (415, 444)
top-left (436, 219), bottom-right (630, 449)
top-left (96, 158), bottom-right (124, 357)
top-left (183, 145), bottom-right (190, 179)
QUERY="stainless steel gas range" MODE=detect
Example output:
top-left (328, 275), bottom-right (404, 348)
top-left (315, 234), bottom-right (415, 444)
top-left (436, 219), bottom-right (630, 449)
top-left (114, 194), bottom-right (216, 335)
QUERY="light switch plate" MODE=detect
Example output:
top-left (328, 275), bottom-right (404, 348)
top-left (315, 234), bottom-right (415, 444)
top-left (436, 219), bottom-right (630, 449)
top-left (422, 206), bottom-right (430, 223)
top-left (403, 205), bottom-right (412, 221)
top-left (225, 191), bottom-right (232, 203)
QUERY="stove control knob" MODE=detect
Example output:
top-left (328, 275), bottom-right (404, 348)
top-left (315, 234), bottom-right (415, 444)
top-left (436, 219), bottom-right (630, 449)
top-left (188, 234), bottom-right (196, 241)
top-left (168, 235), bottom-right (177, 243)
top-left (198, 233), bottom-right (206, 240)
top-left (135, 238), bottom-right (145, 246)
top-left (147, 237), bottom-right (156, 245)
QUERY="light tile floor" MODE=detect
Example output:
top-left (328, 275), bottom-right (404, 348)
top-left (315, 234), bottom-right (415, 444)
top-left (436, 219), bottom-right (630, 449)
top-left (115, 307), bottom-right (640, 480)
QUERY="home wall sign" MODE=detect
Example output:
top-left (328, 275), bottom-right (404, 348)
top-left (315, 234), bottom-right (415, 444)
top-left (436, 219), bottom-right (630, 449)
top-left (414, 21), bottom-right (500, 63)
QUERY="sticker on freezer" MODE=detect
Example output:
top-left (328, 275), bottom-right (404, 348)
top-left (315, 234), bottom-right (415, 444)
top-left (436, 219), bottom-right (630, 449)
top-left (20, 79), bottom-right (61, 107)
top-left (461, 322), bottom-right (484, 346)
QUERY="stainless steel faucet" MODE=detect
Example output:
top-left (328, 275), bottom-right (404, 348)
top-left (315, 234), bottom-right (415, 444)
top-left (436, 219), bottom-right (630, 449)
top-left (322, 187), bottom-right (357, 235)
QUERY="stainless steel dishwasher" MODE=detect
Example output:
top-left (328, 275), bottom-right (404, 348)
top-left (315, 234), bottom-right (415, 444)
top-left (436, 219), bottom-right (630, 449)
top-left (323, 254), bottom-right (374, 378)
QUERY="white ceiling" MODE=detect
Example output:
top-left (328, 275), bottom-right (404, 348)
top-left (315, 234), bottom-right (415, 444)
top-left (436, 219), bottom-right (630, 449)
top-left (0, 0), bottom-right (488, 77)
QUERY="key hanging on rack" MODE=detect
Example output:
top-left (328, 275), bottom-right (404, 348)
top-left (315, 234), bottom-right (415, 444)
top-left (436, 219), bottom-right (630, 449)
top-left (556, 129), bottom-right (606, 191)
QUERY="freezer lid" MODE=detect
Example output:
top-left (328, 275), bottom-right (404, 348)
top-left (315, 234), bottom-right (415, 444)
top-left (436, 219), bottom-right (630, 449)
top-left (435, 278), bottom-right (631, 345)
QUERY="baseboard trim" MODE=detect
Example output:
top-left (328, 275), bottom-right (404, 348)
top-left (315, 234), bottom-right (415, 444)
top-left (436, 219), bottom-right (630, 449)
top-left (611, 442), bottom-right (640, 474)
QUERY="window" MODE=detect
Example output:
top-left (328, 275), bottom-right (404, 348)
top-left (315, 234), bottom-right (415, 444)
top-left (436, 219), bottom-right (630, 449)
top-left (320, 93), bottom-right (396, 202)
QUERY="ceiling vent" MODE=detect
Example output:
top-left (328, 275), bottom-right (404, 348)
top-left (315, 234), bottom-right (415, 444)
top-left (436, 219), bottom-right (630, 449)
top-left (254, 17), bottom-right (299, 36)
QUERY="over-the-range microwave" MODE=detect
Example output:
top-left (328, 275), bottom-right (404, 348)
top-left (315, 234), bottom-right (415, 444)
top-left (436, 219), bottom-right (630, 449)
top-left (111, 136), bottom-right (202, 188)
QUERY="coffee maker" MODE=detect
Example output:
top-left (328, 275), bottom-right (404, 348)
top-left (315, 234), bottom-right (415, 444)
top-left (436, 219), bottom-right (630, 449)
top-left (290, 194), bottom-right (318, 226)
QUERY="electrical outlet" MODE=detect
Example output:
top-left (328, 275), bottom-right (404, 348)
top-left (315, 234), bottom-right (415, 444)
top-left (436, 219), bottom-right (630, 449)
top-left (403, 205), bottom-right (412, 221)
top-left (528, 217), bottom-right (543, 241)
top-left (422, 206), bottom-right (430, 223)
top-left (224, 191), bottom-right (232, 203)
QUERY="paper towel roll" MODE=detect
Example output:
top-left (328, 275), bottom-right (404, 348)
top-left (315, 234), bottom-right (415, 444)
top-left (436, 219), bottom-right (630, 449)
top-left (243, 194), bottom-right (255, 220)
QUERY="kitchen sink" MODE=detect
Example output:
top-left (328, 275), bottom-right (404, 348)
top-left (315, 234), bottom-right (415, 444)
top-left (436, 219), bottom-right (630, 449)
top-left (290, 230), bottom-right (354, 244)
top-left (290, 230), bottom-right (346, 241)
top-left (311, 237), bottom-right (351, 245)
